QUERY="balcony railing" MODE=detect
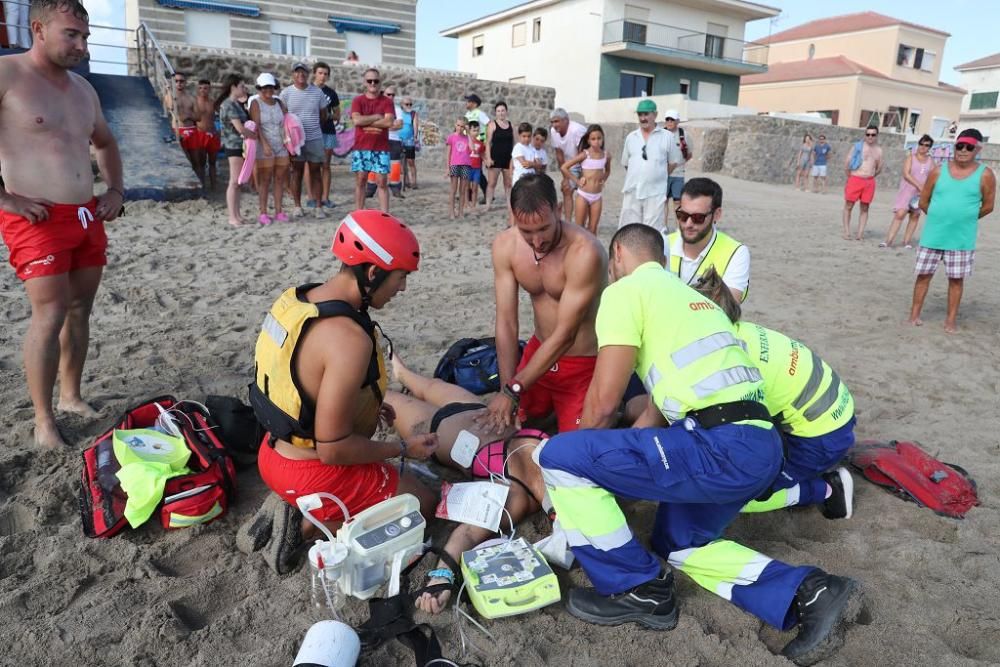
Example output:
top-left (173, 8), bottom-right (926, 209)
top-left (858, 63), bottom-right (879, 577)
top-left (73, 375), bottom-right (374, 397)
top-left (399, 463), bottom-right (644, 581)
top-left (602, 19), bottom-right (768, 68)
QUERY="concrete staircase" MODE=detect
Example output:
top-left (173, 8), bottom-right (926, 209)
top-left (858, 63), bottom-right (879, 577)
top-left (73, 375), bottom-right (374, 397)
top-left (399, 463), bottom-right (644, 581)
top-left (85, 73), bottom-right (201, 200)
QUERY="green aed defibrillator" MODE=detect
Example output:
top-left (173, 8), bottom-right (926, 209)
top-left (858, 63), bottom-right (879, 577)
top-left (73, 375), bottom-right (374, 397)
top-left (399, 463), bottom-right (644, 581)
top-left (460, 537), bottom-right (561, 619)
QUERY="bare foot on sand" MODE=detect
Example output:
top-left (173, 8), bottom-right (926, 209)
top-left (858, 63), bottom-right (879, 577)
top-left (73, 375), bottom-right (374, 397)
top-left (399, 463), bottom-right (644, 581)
top-left (944, 321), bottom-right (959, 334)
top-left (57, 397), bottom-right (101, 419)
top-left (907, 317), bottom-right (923, 326)
top-left (35, 421), bottom-right (68, 449)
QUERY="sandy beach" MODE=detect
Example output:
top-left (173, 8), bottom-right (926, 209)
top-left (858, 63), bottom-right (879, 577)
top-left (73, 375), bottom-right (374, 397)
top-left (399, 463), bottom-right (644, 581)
top-left (1, 163), bottom-right (999, 666)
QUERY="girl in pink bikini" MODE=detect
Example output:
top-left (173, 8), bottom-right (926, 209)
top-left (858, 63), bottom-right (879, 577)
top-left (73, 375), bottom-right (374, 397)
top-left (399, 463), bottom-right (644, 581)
top-left (561, 124), bottom-right (611, 235)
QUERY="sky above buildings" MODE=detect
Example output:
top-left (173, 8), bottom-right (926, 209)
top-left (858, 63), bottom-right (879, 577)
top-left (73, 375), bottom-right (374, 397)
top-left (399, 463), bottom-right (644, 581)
top-left (84, 0), bottom-right (993, 83)
top-left (417, 0), bottom-right (995, 84)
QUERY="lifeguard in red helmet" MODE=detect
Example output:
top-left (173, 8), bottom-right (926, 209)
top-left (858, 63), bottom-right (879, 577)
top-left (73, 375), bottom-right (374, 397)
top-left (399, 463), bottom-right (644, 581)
top-left (246, 210), bottom-right (437, 574)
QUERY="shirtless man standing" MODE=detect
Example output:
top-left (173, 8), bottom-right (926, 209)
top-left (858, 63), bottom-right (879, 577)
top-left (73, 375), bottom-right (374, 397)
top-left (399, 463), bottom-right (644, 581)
top-left (481, 173), bottom-right (606, 434)
top-left (164, 71), bottom-right (205, 187)
top-left (0, 0), bottom-right (124, 448)
top-left (194, 79), bottom-right (219, 190)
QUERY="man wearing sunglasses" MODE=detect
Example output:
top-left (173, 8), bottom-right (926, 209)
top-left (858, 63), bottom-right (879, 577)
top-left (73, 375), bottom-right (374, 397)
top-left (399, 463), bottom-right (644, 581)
top-left (350, 68), bottom-right (396, 212)
top-left (908, 128), bottom-right (996, 333)
top-left (665, 178), bottom-right (749, 303)
top-left (842, 126), bottom-right (883, 240)
top-left (620, 99), bottom-right (680, 231)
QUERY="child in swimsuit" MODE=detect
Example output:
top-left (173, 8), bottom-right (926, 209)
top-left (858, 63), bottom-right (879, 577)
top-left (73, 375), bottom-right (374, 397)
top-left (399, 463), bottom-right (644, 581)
top-left (560, 124), bottom-right (611, 235)
top-left (382, 354), bottom-right (549, 615)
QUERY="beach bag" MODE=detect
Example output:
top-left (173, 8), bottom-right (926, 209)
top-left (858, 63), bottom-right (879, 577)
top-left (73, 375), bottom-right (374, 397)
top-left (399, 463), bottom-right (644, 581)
top-left (433, 338), bottom-right (524, 395)
top-left (847, 440), bottom-right (979, 519)
top-left (80, 396), bottom-right (237, 538)
top-left (848, 140), bottom-right (864, 171)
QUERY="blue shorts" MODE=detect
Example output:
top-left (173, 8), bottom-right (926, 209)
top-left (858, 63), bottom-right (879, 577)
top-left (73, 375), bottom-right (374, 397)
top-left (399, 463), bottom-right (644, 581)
top-left (351, 149), bottom-right (390, 174)
top-left (667, 176), bottom-right (684, 200)
top-left (323, 133), bottom-right (337, 151)
top-left (469, 167), bottom-right (482, 184)
top-left (777, 417), bottom-right (857, 486)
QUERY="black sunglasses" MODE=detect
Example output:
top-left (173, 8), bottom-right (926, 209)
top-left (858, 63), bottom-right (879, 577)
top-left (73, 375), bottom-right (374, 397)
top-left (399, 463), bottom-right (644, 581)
top-left (385, 93), bottom-right (395, 97)
top-left (955, 143), bottom-right (977, 151)
top-left (865, 132), bottom-right (878, 137)
top-left (676, 208), bottom-right (715, 224)
top-left (641, 145), bottom-right (647, 160)
top-left (366, 78), bottom-right (380, 84)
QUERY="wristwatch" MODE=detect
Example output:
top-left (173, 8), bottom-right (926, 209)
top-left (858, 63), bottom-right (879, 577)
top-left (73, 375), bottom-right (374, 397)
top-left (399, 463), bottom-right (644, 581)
top-left (503, 381), bottom-right (523, 402)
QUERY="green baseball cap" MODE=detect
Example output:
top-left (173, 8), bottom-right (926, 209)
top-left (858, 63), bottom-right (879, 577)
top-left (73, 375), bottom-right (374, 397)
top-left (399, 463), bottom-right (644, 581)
top-left (636, 99), bottom-right (657, 114)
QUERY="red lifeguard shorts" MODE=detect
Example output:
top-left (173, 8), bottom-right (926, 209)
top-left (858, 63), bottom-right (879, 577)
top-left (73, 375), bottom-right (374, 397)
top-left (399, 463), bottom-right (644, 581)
top-left (0, 198), bottom-right (107, 280)
top-left (258, 437), bottom-right (400, 522)
top-left (844, 175), bottom-right (876, 204)
top-left (177, 126), bottom-right (201, 151)
top-left (515, 335), bottom-right (596, 433)
top-left (202, 131), bottom-right (221, 154)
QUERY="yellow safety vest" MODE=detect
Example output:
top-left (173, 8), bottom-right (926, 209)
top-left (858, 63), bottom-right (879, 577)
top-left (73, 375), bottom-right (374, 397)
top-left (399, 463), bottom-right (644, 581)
top-left (667, 229), bottom-right (749, 302)
top-left (595, 262), bottom-right (765, 422)
top-left (736, 322), bottom-right (854, 437)
top-left (249, 284), bottom-right (387, 448)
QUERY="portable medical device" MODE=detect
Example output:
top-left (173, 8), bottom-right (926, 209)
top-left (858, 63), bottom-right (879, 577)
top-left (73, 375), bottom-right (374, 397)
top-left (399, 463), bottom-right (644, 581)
top-left (460, 537), bottom-right (561, 619)
top-left (299, 493), bottom-right (426, 605)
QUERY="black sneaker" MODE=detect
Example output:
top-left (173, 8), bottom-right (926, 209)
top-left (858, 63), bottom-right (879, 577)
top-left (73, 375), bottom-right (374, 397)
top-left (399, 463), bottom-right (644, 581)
top-left (821, 467), bottom-right (854, 519)
top-left (566, 569), bottom-right (678, 630)
top-left (781, 570), bottom-right (859, 666)
top-left (263, 502), bottom-right (306, 575)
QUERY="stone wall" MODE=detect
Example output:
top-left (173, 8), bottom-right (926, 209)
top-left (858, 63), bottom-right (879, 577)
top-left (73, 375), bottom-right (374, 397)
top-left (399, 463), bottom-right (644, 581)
top-left (143, 44), bottom-right (555, 160)
top-left (722, 116), bottom-right (905, 189)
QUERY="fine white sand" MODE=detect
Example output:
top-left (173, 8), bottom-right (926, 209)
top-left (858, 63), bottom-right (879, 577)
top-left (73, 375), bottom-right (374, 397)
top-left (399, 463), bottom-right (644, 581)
top-left (1, 164), bottom-right (999, 666)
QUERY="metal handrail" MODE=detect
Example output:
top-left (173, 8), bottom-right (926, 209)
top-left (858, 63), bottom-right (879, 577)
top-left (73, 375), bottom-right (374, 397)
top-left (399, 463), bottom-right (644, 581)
top-left (602, 18), bottom-right (768, 67)
top-left (136, 22), bottom-right (175, 77)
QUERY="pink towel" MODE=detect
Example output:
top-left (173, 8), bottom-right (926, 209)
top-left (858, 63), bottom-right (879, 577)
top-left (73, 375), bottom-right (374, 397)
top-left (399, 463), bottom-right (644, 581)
top-left (284, 113), bottom-right (305, 156)
top-left (238, 121), bottom-right (257, 185)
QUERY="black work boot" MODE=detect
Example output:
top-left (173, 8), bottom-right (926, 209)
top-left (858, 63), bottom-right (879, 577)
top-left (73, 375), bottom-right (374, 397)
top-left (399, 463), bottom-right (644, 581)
top-left (820, 467), bottom-right (854, 519)
top-left (781, 569), bottom-right (860, 666)
top-left (566, 569), bottom-right (678, 630)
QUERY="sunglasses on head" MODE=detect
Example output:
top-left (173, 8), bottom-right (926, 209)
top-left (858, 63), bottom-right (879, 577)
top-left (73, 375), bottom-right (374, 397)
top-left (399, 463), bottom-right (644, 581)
top-left (676, 208), bottom-right (714, 224)
top-left (366, 78), bottom-right (380, 84)
top-left (955, 142), bottom-right (977, 152)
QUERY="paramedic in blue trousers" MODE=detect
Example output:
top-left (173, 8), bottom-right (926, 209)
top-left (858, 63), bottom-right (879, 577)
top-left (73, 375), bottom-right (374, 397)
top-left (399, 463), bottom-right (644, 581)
top-left (535, 223), bottom-right (861, 666)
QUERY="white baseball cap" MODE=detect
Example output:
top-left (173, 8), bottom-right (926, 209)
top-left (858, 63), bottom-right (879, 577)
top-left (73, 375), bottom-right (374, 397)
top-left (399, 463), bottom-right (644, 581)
top-left (256, 72), bottom-right (277, 88)
top-left (664, 109), bottom-right (680, 120)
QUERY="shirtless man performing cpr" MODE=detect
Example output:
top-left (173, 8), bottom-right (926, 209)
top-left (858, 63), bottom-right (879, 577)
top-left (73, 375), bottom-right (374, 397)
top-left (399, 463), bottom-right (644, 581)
top-left (0, 0), bottom-right (124, 447)
top-left (481, 173), bottom-right (606, 434)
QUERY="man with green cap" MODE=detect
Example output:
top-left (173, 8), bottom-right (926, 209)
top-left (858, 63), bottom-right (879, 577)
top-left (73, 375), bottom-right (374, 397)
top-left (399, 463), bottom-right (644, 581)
top-left (620, 98), bottom-right (679, 231)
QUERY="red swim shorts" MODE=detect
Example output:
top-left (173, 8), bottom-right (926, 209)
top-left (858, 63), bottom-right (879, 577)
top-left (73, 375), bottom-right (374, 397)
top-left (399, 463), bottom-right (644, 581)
top-left (258, 437), bottom-right (399, 522)
top-left (516, 335), bottom-right (596, 433)
top-left (0, 198), bottom-right (107, 281)
top-left (844, 175), bottom-right (876, 204)
top-left (177, 126), bottom-right (202, 151)
top-left (202, 131), bottom-right (221, 154)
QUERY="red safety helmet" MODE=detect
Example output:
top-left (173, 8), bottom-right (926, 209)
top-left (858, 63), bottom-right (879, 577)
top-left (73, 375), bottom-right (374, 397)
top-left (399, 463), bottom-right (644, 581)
top-left (332, 210), bottom-right (420, 272)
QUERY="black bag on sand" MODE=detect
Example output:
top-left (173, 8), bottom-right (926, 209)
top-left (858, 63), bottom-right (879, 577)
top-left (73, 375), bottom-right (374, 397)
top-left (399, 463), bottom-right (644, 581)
top-left (205, 395), bottom-right (262, 467)
top-left (433, 337), bottom-right (525, 396)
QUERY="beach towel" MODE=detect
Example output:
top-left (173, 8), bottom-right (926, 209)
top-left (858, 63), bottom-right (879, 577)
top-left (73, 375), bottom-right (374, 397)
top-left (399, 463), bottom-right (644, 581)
top-left (284, 113), bottom-right (305, 156)
top-left (238, 121), bottom-right (257, 185)
top-left (333, 128), bottom-right (355, 157)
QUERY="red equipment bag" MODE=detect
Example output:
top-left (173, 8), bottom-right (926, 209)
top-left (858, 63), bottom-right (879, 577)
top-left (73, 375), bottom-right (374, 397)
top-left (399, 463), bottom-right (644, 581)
top-left (847, 440), bottom-right (979, 519)
top-left (79, 395), bottom-right (237, 538)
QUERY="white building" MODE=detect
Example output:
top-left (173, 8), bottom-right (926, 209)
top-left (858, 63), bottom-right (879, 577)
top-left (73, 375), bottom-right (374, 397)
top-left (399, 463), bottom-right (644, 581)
top-left (440, 0), bottom-right (779, 123)
top-left (124, 0), bottom-right (415, 65)
top-left (955, 52), bottom-right (1000, 143)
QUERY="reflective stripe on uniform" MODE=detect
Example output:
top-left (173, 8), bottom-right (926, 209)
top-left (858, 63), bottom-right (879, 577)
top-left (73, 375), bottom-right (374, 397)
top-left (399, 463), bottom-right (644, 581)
top-left (542, 466), bottom-right (633, 553)
top-left (562, 524), bottom-right (635, 552)
top-left (644, 363), bottom-right (663, 393)
top-left (740, 485), bottom-right (799, 513)
top-left (667, 540), bottom-right (774, 600)
top-left (692, 365), bottom-right (762, 398)
top-left (803, 373), bottom-right (842, 421)
top-left (791, 351), bottom-right (825, 411)
top-left (672, 332), bottom-right (747, 369)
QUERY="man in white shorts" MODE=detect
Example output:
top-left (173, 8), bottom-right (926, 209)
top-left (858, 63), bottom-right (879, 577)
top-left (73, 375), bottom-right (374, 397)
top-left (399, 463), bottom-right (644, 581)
top-left (810, 134), bottom-right (831, 193)
top-left (619, 99), bottom-right (679, 231)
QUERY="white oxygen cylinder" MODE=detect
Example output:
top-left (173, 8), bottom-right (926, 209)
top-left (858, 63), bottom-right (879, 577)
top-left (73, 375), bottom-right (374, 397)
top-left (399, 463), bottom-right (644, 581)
top-left (292, 620), bottom-right (360, 667)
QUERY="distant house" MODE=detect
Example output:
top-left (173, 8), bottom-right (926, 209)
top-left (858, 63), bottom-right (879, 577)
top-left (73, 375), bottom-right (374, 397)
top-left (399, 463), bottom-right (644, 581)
top-left (955, 53), bottom-right (1000, 143)
top-left (739, 11), bottom-right (964, 137)
top-left (440, 0), bottom-right (780, 122)
top-left (124, 0), bottom-right (415, 66)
